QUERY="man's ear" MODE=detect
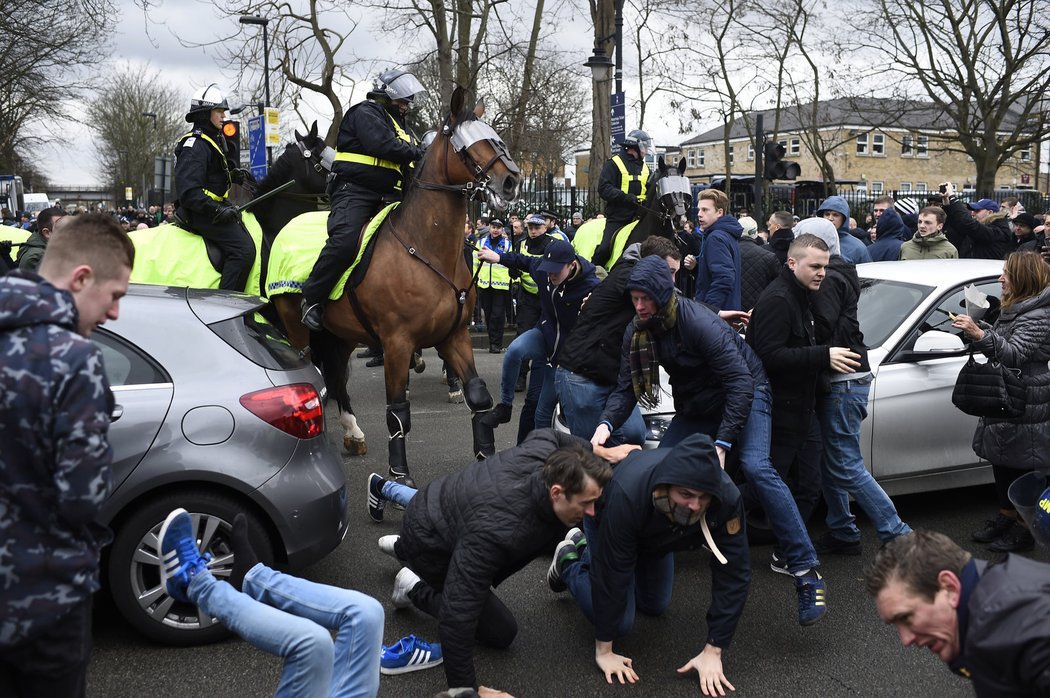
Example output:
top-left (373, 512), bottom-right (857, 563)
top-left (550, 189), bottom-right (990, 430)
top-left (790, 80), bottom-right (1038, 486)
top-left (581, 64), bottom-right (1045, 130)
top-left (68, 264), bottom-right (93, 292)
top-left (937, 570), bottom-right (963, 608)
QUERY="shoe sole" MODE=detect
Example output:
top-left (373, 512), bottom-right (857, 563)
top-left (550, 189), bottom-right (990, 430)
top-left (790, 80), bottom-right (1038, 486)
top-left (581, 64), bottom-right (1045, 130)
top-left (380, 657), bottom-right (443, 675)
top-left (378, 535), bottom-right (400, 559)
top-left (547, 540), bottom-right (576, 592)
top-left (769, 562), bottom-right (793, 577)
top-left (367, 474), bottom-right (385, 523)
top-left (158, 508), bottom-right (191, 601)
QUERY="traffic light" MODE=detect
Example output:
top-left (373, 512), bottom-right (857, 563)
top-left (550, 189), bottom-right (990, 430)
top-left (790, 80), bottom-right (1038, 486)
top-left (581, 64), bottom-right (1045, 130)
top-left (222, 120), bottom-right (241, 163)
top-left (763, 140), bottom-right (801, 180)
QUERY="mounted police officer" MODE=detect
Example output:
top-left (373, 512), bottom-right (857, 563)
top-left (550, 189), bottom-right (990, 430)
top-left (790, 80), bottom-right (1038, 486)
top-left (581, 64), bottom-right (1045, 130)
top-left (301, 69), bottom-right (427, 331)
top-left (592, 129), bottom-right (652, 269)
top-left (173, 84), bottom-right (255, 292)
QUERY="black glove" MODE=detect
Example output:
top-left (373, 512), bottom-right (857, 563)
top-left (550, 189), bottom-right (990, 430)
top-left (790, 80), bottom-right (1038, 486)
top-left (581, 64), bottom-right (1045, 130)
top-left (213, 205), bottom-right (239, 225)
top-left (231, 168), bottom-right (257, 186)
top-left (413, 146), bottom-right (427, 161)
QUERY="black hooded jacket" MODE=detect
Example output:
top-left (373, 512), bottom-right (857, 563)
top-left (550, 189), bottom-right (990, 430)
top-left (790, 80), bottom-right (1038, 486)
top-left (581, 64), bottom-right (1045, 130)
top-left (173, 120), bottom-right (235, 219)
top-left (810, 256), bottom-right (871, 374)
top-left (398, 429), bottom-right (587, 689)
top-left (589, 434), bottom-right (750, 645)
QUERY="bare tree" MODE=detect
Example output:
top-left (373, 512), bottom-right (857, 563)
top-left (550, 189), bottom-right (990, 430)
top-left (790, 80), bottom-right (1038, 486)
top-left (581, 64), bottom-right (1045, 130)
top-left (86, 65), bottom-right (186, 204)
top-left (863, 0), bottom-right (1050, 195)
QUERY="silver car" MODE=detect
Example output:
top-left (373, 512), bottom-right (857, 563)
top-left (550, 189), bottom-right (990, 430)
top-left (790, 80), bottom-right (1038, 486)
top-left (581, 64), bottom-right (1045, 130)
top-left (556, 259), bottom-right (1004, 494)
top-left (95, 285), bottom-right (349, 645)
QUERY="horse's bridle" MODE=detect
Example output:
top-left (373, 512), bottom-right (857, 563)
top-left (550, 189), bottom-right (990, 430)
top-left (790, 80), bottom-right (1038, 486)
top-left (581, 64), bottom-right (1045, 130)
top-left (275, 138), bottom-right (335, 207)
top-left (415, 117), bottom-right (520, 207)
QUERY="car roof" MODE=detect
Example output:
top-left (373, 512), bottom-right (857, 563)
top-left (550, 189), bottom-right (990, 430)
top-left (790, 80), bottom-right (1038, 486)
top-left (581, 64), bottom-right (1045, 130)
top-left (124, 284), bottom-right (265, 324)
top-left (856, 259), bottom-right (1004, 285)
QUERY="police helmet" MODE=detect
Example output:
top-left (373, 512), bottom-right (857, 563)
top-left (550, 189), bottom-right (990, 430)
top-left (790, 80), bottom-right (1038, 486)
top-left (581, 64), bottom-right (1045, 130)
top-left (186, 84), bottom-right (230, 123)
top-left (622, 129), bottom-right (652, 156)
top-left (1008, 471), bottom-right (1050, 548)
top-left (373, 69), bottom-right (427, 103)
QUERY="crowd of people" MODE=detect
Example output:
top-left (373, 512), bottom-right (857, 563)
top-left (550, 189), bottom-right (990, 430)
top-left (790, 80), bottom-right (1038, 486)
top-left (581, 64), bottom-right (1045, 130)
top-left (3, 83), bottom-right (1050, 697)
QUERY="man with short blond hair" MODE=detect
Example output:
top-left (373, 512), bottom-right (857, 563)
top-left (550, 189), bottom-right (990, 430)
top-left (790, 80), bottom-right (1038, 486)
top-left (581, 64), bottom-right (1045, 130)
top-left (695, 189), bottom-right (742, 310)
top-left (0, 213), bottom-right (133, 695)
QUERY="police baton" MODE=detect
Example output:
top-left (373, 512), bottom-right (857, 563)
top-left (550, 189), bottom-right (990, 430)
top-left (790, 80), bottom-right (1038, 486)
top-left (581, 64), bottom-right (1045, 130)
top-left (235, 179), bottom-right (298, 212)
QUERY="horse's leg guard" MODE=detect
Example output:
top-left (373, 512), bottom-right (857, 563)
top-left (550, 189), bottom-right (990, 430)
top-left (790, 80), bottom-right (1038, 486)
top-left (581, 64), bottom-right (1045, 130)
top-left (465, 376), bottom-right (495, 460)
top-left (386, 400), bottom-right (414, 487)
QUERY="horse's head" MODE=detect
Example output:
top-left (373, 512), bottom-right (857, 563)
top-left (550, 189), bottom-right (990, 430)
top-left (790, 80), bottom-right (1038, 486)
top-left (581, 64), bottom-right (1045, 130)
top-left (651, 156), bottom-right (692, 232)
top-left (291, 121), bottom-right (336, 188)
top-left (425, 86), bottom-right (520, 210)
top-left (254, 121), bottom-right (334, 201)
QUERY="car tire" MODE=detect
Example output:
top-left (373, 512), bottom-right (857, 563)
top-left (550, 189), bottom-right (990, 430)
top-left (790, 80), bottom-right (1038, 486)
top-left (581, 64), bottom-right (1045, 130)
top-left (107, 489), bottom-right (274, 646)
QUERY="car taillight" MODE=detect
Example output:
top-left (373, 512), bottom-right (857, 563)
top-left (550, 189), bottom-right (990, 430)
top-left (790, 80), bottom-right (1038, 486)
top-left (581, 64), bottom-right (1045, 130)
top-left (239, 384), bottom-right (324, 439)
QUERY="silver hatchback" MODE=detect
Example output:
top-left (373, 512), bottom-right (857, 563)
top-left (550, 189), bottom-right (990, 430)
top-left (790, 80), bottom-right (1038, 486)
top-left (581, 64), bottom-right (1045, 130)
top-left (95, 285), bottom-right (349, 645)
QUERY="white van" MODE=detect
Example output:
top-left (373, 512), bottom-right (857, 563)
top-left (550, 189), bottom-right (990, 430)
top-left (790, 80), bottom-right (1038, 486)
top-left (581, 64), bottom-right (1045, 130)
top-left (23, 192), bottom-right (51, 215)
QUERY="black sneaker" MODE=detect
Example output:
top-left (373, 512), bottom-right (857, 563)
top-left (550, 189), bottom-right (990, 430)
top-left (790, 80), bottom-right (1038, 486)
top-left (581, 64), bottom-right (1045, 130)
top-left (813, 531), bottom-right (862, 556)
top-left (987, 522), bottom-right (1035, 553)
top-left (547, 527), bottom-right (585, 592)
top-left (795, 572), bottom-right (828, 626)
top-left (367, 473), bottom-right (386, 523)
top-left (769, 551), bottom-right (792, 577)
top-left (366, 354), bottom-right (385, 368)
top-left (971, 513), bottom-right (1016, 544)
top-left (357, 347), bottom-right (379, 359)
top-left (479, 403), bottom-right (512, 429)
top-left (300, 300), bottom-right (324, 332)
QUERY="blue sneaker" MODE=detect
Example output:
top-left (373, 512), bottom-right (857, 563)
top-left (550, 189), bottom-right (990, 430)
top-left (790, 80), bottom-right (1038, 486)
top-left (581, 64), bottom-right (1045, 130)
top-left (159, 508), bottom-right (212, 604)
top-left (796, 572), bottom-right (827, 626)
top-left (380, 634), bottom-right (443, 675)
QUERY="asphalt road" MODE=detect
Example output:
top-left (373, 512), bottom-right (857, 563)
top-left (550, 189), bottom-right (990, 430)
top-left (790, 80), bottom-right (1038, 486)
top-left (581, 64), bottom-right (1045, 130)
top-left (87, 347), bottom-right (1050, 697)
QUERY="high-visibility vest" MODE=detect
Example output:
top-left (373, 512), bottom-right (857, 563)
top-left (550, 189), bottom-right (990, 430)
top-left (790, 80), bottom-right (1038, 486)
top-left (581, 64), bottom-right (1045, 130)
top-left (612, 154), bottom-right (649, 203)
top-left (179, 130), bottom-right (231, 202)
top-left (474, 236), bottom-right (511, 290)
top-left (335, 110), bottom-right (415, 190)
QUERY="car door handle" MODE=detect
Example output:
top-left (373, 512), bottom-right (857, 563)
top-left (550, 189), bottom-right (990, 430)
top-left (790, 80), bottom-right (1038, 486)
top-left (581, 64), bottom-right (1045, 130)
top-left (111, 405), bottom-right (124, 421)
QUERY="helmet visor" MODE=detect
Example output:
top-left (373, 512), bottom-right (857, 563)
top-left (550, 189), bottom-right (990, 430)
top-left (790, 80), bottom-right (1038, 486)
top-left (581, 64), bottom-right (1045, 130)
top-left (385, 73), bottom-right (427, 102)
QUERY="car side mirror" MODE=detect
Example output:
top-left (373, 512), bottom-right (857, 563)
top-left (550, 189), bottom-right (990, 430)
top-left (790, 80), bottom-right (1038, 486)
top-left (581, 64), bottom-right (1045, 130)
top-left (913, 329), bottom-right (965, 353)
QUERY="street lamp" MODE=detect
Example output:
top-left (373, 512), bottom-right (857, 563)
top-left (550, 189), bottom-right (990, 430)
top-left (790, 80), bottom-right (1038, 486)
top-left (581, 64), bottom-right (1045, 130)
top-left (239, 14), bottom-right (271, 165)
top-left (584, 47), bottom-right (614, 84)
top-left (141, 111), bottom-right (157, 129)
top-left (140, 112), bottom-right (158, 207)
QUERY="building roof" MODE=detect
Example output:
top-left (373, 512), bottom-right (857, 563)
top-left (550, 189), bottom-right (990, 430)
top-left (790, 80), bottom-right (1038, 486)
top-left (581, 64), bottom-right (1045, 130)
top-left (680, 97), bottom-right (1024, 145)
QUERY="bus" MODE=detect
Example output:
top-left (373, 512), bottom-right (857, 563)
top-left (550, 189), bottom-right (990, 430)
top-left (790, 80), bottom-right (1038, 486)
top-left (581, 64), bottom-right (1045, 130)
top-left (0, 175), bottom-right (25, 216)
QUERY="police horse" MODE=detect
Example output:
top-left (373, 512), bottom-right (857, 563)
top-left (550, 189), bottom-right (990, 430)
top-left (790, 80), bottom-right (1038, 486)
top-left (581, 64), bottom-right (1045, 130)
top-left (270, 86), bottom-right (521, 485)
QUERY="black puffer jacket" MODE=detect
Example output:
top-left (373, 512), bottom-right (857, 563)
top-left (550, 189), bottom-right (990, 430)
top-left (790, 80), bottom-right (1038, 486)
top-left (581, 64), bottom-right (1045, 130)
top-left (738, 237), bottom-right (780, 310)
top-left (398, 429), bottom-right (587, 689)
top-left (943, 200), bottom-right (1013, 260)
top-left (970, 285), bottom-right (1050, 470)
top-left (589, 434), bottom-right (750, 646)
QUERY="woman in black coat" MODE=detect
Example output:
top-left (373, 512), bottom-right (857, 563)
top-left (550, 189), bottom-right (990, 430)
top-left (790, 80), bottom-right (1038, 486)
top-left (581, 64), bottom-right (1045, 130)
top-left (952, 251), bottom-right (1050, 552)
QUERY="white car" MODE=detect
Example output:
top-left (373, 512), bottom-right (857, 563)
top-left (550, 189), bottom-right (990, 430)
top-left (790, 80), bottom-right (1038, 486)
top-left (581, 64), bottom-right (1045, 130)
top-left (557, 259), bottom-right (1004, 495)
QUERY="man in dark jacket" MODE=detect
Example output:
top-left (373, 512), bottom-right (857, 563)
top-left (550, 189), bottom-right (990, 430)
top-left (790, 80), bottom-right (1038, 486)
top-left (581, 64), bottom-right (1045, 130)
top-left (0, 214), bottom-right (133, 694)
top-left (1011, 212), bottom-right (1043, 252)
top-left (867, 529), bottom-right (1050, 697)
top-left (738, 216), bottom-right (780, 310)
top-left (766, 210), bottom-right (795, 265)
top-left (594, 130), bottom-right (652, 268)
top-left (173, 84), bottom-right (255, 292)
top-left (550, 434), bottom-right (750, 696)
top-left (379, 430), bottom-right (631, 696)
top-left (817, 196), bottom-right (873, 265)
top-left (939, 183), bottom-right (1013, 260)
top-left (301, 69), bottom-right (426, 330)
top-left (15, 206), bottom-right (65, 272)
top-left (694, 188), bottom-right (742, 310)
top-left (479, 239), bottom-right (599, 441)
top-left (557, 236), bottom-right (682, 445)
top-left (868, 208), bottom-right (908, 262)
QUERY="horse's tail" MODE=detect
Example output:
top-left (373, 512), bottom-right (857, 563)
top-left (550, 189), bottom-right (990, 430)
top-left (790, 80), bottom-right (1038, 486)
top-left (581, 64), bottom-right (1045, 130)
top-left (310, 328), bottom-right (353, 415)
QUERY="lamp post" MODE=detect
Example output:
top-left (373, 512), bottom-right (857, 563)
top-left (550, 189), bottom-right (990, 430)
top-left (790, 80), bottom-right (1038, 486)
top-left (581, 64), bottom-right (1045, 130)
top-left (239, 14), bottom-right (271, 166)
top-left (584, 0), bottom-right (624, 206)
top-left (140, 112), bottom-right (158, 207)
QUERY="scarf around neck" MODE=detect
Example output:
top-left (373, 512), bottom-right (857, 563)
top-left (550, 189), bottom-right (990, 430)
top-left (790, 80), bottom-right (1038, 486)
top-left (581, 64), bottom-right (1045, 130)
top-left (629, 292), bottom-right (678, 409)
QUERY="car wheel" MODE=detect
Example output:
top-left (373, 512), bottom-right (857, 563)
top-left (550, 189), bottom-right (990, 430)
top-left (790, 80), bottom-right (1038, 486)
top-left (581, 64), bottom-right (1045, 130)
top-left (107, 490), bottom-right (274, 646)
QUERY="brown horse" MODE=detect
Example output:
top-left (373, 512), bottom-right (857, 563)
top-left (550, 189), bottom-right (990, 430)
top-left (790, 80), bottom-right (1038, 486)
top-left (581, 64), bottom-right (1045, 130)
top-left (273, 86), bottom-right (520, 483)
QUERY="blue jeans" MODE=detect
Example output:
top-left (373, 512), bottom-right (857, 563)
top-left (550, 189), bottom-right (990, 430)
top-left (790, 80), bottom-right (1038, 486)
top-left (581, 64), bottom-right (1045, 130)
top-left (499, 328), bottom-right (546, 406)
top-left (737, 383), bottom-right (818, 573)
top-left (562, 517), bottom-right (674, 637)
top-left (188, 564), bottom-right (384, 698)
top-left (554, 367), bottom-right (646, 446)
top-left (817, 379), bottom-right (912, 543)
top-left (381, 479), bottom-right (417, 507)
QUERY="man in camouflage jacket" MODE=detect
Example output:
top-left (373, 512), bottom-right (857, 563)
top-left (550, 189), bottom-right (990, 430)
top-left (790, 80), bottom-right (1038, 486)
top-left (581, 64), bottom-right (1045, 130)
top-left (0, 213), bottom-right (133, 696)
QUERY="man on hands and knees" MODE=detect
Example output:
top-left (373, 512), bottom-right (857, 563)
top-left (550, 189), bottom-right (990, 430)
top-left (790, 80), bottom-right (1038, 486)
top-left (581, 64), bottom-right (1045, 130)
top-left (549, 434), bottom-right (750, 697)
top-left (866, 527), bottom-right (1050, 697)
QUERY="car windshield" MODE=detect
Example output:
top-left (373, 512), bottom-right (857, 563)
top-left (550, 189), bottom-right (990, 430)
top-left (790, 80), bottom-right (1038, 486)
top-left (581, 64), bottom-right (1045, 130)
top-left (208, 311), bottom-right (306, 370)
top-left (857, 278), bottom-right (933, 347)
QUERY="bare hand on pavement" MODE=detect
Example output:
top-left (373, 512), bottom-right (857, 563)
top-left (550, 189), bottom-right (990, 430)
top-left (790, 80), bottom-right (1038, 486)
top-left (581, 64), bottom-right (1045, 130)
top-left (677, 646), bottom-right (734, 697)
top-left (596, 650), bottom-right (639, 685)
top-left (478, 687), bottom-right (515, 698)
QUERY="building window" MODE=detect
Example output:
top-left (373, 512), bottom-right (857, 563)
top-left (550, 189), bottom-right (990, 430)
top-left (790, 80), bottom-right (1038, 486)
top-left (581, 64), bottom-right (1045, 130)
top-left (899, 182), bottom-right (912, 192)
top-left (747, 142), bottom-right (754, 161)
top-left (917, 135), bottom-right (928, 157)
top-left (902, 135), bottom-right (913, 156)
top-left (687, 150), bottom-right (695, 168)
top-left (856, 133), bottom-right (868, 155)
top-left (790, 138), bottom-right (800, 155)
top-left (698, 149), bottom-right (705, 167)
top-left (871, 181), bottom-right (884, 194)
top-left (916, 182), bottom-right (927, 192)
top-left (872, 134), bottom-right (885, 156)
top-left (1020, 146), bottom-right (1032, 161)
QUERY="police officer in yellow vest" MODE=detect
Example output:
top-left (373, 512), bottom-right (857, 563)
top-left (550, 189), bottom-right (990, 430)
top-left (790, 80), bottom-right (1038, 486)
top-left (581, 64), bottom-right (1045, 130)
top-left (592, 129), bottom-right (652, 269)
top-left (301, 69), bottom-right (427, 331)
top-left (475, 218), bottom-right (512, 353)
top-left (173, 84), bottom-right (255, 292)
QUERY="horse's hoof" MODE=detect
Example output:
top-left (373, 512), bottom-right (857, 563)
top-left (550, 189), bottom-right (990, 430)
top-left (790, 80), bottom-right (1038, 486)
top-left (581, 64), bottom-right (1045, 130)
top-left (448, 389), bottom-right (464, 404)
top-left (413, 353), bottom-right (426, 374)
top-left (344, 436), bottom-right (368, 456)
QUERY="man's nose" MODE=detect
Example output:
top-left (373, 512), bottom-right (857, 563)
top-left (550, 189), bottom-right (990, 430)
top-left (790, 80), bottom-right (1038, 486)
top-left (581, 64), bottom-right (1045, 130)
top-left (898, 627), bottom-right (916, 646)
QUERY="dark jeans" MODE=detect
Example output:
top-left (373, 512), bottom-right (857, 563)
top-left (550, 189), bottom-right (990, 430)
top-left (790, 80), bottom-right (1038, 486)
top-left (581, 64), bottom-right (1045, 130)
top-left (478, 287), bottom-right (509, 349)
top-left (0, 597), bottom-right (92, 698)
top-left (993, 463), bottom-right (1024, 511)
top-left (407, 583), bottom-right (518, 650)
top-left (770, 410), bottom-right (823, 525)
top-left (185, 210), bottom-right (254, 292)
top-left (303, 183), bottom-right (384, 305)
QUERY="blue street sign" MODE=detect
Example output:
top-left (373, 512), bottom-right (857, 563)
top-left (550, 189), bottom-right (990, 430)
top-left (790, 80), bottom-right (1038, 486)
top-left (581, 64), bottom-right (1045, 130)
top-left (611, 92), bottom-right (626, 147)
top-left (247, 115), bottom-right (267, 181)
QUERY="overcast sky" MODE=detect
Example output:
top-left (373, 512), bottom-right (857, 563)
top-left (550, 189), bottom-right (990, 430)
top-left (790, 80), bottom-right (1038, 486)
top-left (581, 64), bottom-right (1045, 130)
top-left (35, 0), bottom-right (676, 187)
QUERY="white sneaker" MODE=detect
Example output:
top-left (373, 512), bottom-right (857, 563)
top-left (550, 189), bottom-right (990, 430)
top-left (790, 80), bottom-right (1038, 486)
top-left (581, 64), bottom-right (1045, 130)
top-left (392, 567), bottom-right (421, 609)
top-left (378, 534), bottom-right (400, 559)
